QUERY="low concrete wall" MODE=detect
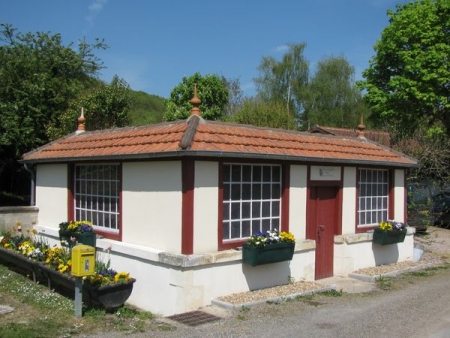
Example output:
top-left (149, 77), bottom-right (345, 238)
top-left (33, 223), bottom-right (316, 316)
top-left (334, 227), bottom-right (416, 276)
top-left (0, 206), bottom-right (38, 232)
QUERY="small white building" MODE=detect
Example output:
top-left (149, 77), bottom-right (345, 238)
top-left (21, 97), bottom-right (417, 315)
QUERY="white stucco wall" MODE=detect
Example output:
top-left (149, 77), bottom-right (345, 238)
top-left (342, 167), bottom-right (357, 235)
top-left (121, 161), bottom-right (182, 252)
top-left (193, 161), bottom-right (219, 253)
top-left (36, 164), bottom-right (68, 227)
top-left (393, 169), bottom-right (406, 222)
top-left (289, 165), bottom-right (308, 240)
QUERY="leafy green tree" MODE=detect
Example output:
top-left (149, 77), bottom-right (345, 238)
top-left (128, 91), bottom-right (165, 126)
top-left (232, 98), bottom-right (297, 130)
top-left (47, 75), bottom-right (131, 139)
top-left (0, 24), bottom-right (106, 159)
top-left (164, 72), bottom-right (229, 121)
top-left (221, 76), bottom-right (244, 119)
top-left (359, 0), bottom-right (450, 137)
top-left (303, 56), bottom-right (369, 129)
top-left (254, 43), bottom-right (309, 122)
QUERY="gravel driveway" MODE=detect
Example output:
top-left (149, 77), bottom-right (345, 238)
top-left (84, 226), bottom-right (450, 338)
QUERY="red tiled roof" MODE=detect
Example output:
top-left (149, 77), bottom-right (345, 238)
top-left (22, 117), bottom-right (417, 167)
top-left (309, 125), bottom-right (391, 147)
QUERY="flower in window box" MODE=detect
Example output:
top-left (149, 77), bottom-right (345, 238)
top-left (243, 229), bottom-right (296, 266)
top-left (373, 220), bottom-right (407, 245)
top-left (246, 229), bottom-right (295, 248)
top-left (59, 220), bottom-right (94, 233)
top-left (59, 220), bottom-right (96, 248)
top-left (377, 220), bottom-right (405, 232)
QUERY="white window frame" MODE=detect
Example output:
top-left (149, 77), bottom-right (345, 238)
top-left (74, 164), bottom-right (120, 233)
top-left (222, 163), bottom-right (282, 242)
top-left (357, 168), bottom-right (389, 228)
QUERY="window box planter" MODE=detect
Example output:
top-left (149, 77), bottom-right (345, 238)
top-left (59, 230), bottom-right (96, 248)
top-left (373, 228), bottom-right (407, 245)
top-left (84, 278), bottom-right (136, 310)
top-left (0, 247), bottom-right (42, 281)
top-left (242, 242), bottom-right (295, 266)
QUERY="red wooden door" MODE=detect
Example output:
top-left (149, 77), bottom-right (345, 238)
top-left (307, 186), bottom-right (339, 280)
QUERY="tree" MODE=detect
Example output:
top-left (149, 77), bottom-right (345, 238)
top-left (164, 72), bottom-right (229, 121)
top-left (0, 24), bottom-right (106, 158)
top-left (303, 56), bottom-right (369, 129)
top-left (232, 98), bottom-right (297, 130)
top-left (47, 75), bottom-right (131, 140)
top-left (359, 0), bottom-right (450, 137)
top-left (254, 43), bottom-right (309, 123)
top-left (221, 76), bottom-right (244, 119)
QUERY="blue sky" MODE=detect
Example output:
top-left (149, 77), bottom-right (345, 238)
top-left (1, 0), bottom-right (406, 98)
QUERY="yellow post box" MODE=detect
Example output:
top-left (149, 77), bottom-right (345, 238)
top-left (71, 244), bottom-right (95, 277)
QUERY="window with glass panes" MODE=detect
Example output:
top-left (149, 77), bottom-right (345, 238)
top-left (358, 168), bottom-right (388, 227)
top-left (222, 164), bottom-right (281, 241)
top-left (74, 164), bottom-right (120, 232)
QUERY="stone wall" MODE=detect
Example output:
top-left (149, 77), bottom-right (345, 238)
top-left (0, 206), bottom-right (38, 232)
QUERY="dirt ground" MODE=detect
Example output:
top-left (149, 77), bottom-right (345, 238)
top-left (415, 225), bottom-right (450, 261)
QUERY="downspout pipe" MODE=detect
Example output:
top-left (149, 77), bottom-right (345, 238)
top-left (24, 163), bottom-right (35, 206)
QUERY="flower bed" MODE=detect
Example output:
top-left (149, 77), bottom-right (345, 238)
top-left (0, 222), bottom-right (135, 309)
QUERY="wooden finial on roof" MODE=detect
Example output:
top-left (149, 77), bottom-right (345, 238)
top-left (357, 115), bottom-right (366, 140)
top-left (76, 107), bottom-right (86, 134)
top-left (189, 84), bottom-right (201, 116)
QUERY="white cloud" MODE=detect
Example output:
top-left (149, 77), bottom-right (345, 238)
top-left (274, 45), bottom-right (289, 53)
top-left (85, 0), bottom-right (108, 25)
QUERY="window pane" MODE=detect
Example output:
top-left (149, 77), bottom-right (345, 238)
top-left (272, 201), bottom-right (280, 217)
top-left (272, 166), bottom-right (281, 182)
top-left (252, 184), bottom-right (261, 199)
top-left (242, 166), bottom-right (252, 182)
top-left (231, 221), bottom-right (241, 238)
top-left (231, 202), bottom-right (240, 219)
top-left (231, 165), bottom-right (241, 182)
top-left (262, 184), bottom-right (271, 199)
top-left (262, 201), bottom-right (271, 217)
top-left (231, 184), bottom-right (241, 200)
top-left (242, 220), bottom-right (251, 237)
top-left (263, 166), bottom-right (271, 181)
top-left (223, 222), bottom-right (230, 240)
top-left (223, 202), bottom-right (230, 220)
top-left (252, 220), bottom-right (260, 235)
top-left (272, 218), bottom-right (279, 230)
top-left (242, 184), bottom-right (251, 200)
top-left (223, 184), bottom-right (230, 200)
top-left (223, 165), bottom-right (230, 182)
top-left (262, 219), bottom-right (271, 232)
top-left (272, 183), bottom-right (280, 199)
top-left (242, 202), bottom-right (251, 219)
top-left (253, 166), bottom-right (261, 182)
top-left (252, 202), bottom-right (261, 218)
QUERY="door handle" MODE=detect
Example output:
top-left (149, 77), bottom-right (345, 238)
top-left (317, 225), bottom-right (325, 239)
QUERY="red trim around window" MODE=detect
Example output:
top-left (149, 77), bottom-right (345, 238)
top-left (68, 164), bottom-right (74, 221)
top-left (281, 165), bottom-right (290, 233)
top-left (355, 168), bottom-right (393, 233)
top-left (181, 159), bottom-right (194, 254)
top-left (217, 163), bottom-right (289, 251)
top-left (69, 163), bottom-right (122, 242)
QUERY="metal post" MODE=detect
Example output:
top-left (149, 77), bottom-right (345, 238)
top-left (74, 277), bottom-right (83, 318)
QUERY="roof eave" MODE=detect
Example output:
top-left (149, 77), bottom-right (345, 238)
top-left (19, 150), bottom-right (418, 168)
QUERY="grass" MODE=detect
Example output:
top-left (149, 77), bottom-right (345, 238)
top-left (0, 264), bottom-right (174, 337)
